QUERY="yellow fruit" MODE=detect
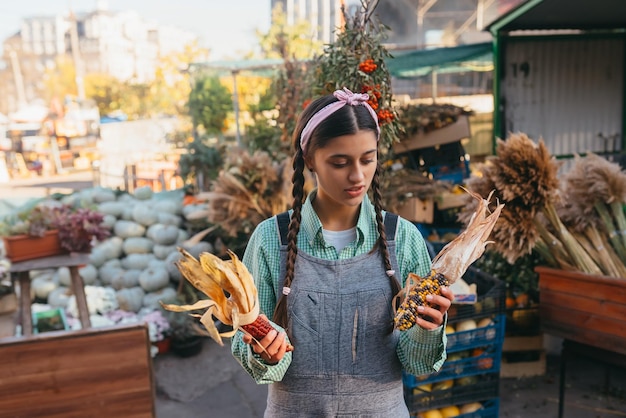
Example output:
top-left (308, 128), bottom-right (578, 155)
top-left (439, 405), bottom-right (461, 417)
top-left (413, 383), bottom-right (432, 394)
top-left (459, 402), bottom-right (483, 414)
top-left (419, 410), bottom-right (444, 418)
top-left (445, 325), bottom-right (456, 334)
top-left (432, 379), bottom-right (454, 391)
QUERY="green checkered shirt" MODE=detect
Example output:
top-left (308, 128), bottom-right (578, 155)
top-left (231, 191), bottom-right (447, 384)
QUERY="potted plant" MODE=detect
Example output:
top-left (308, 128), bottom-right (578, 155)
top-left (0, 201), bottom-right (110, 262)
top-left (161, 287), bottom-right (204, 358)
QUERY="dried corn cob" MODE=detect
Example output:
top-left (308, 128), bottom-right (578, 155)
top-left (393, 189), bottom-right (504, 331)
top-left (394, 271), bottom-right (448, 330)
top-left (161, 248), bottom-right (293, 351)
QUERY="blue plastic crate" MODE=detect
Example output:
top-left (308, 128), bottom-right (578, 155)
top-left (457, 398), bottom-right (500, 418)
top-left (447, 314), bottom-right (506, 353)
top-left (405, 372), bottom-right (500, 413)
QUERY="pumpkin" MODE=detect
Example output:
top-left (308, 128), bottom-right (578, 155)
top-left (111, 269), bottom-right (142, 290)
top-left (32, 275), bottom-right (59, 300)
top-left (79, 264), bottom-right (99, 285)
top-left (123, 237), bottom-right (155, 254)
top-left (183, 241), bottom-right (214, 258)
top-left (92, 188), bottom-right (117, 203)
top-left (89, 247), bottom-right (108, 268)
top-left (95, 237), bottom-right (125, 260)
top-left (138, 267), bottom-right (169, 292)
top-left (143, 287), bottom-right (177, 310)
top-left (99, 265), bottom-right (124, 286)
top-left (157, 212), bottom-right (182, 227)
top-left (47, 286), bottom-right (71, 308)
top-left (101, 214), bottom-right (117, 230)
top-left (97, 201), bottom-right (127, 217)
top-left (114, 220), bottom-right (146, 238)
top-left (121, 253), bottom-right (155, 270)
top-left (116, 286), bottom-right (146, 312)
top-left (133, 186), bottom-right (153, 200)
top-left (165, 251), bottom-right (183, 282)
top-left (147, 224), bottom-right (179, 245)
top-left (153, 244), bottom-right (177, 260)
top-left (121, 205), bottom-right (135, 220)
top-left (132, 203), bottom-right (158, 226)
top-left (153, 199), bottom-right (181, 215)
top-left (56, 267), bottom-right (71, 287)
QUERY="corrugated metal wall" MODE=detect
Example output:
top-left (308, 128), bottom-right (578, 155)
top-left (501, 36), bottom-right (624, 159)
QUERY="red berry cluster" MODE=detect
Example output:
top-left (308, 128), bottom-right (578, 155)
top-left (376, 109), bottom-right (394, 125)
top-left (358, 58), bottom-right (377, 73)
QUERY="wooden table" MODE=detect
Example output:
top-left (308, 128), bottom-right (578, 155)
top-left (9, 253), bottom-right (91, 336)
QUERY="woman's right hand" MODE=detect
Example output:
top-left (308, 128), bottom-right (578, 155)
top-left (242, 314), bottom-right (289, 364)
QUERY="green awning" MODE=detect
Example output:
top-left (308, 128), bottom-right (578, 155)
top-left (385, 42), bottom-right (494, 79)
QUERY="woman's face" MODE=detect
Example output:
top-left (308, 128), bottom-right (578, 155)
top-left (306, 130), bottom-right (378, 210)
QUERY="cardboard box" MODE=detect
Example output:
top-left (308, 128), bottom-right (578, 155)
top-left (396, 197), bottom-right (434, 223)
top-left (393, 115), bottom-right (471, 154)
top-left (437, 191), bottom-right (468, 210)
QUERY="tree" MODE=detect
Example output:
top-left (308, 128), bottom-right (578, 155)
top-left (42, 56), bottom-right (78, 102)
top-left (188, 76), bottom-right (232, 136)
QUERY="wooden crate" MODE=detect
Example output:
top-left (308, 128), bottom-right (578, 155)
top-left (537, 266), bottom-right (626, 356)
top-left (0, 323), bottom-right (155, 417)
top-left (500, 334), bottom-right (546, 378)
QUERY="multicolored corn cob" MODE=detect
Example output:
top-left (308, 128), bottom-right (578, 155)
top-left (393, 271), bottom-right (448, 330)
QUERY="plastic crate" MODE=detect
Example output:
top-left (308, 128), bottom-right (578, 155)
top-left (447, 314), bottom-right (506, 353)
top-left (447, 268), bottom-right (506, 324)
top-left (405, 372), bottom-right (500, 413)
top-left (456, 398), bottom-right (500, 418)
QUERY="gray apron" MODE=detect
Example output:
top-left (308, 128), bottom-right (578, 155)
top-left (265, 212), bottom-right (409, 418)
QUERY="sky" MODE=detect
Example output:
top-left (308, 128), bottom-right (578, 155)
top-left (0, 0), bottom-right (272, 60)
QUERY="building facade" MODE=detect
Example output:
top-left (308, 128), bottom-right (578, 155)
top-left (0, 2), bottom-right (196, 114)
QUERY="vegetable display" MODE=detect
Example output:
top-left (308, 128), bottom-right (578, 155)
top-left (393, 190), bottom-right (504, 330)
top-left (161, 248), bottom-right (294, 351)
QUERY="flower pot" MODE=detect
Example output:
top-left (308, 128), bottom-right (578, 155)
top-left (171, 336), bottom-right (203, 358)
top-left (537, 266), bottom-right (626, 356)
top-left (3, 230), bottom-right (65, 263)
top-left (154, 337), bottom-right (172, 354)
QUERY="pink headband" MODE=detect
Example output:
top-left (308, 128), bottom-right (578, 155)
top-left (300, 87), bottom-right (380, 155)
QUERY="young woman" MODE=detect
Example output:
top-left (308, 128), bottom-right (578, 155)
top-left (231, 87), bottom-right (453, 417)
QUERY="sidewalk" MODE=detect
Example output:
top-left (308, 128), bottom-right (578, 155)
top-left (153, 338), bottom-right (626, 418)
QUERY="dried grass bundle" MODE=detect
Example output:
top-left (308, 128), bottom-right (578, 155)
top-left (204, 149), bottom-right (290, 237)
top-left (562, 153), bottom-right (626, 259)
top-left (489, 133), bottom-right (561, 208)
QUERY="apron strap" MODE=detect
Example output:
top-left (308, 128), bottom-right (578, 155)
top-left (276, 211), bottom-right (291, 246)
top-left (383, 212), bottom-right (399, 242)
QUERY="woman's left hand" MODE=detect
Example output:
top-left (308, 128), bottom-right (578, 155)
top-left (414, 286), bottom-right (454, 330)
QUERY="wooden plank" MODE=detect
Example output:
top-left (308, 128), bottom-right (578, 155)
top-left (540, 288), bottom-right (626, 320)
top-left (540, 304), bottom-right (626, 339)
top-left (0, 323), bottom-right (155, 417)
top-left (543, 322), bottom-right (626, 356)
top-left (538, 273), bottom-right (626, 304)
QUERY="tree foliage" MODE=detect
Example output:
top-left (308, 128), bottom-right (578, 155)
top-left (311, 0), bottom-right (402, 155)
top-left (188, 76), bottom-right (232, 135)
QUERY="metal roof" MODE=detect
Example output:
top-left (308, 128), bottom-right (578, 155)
top-left (487, 0), bottom-right (626, 34)
top-left (385, 42), bottom-right (493, 79)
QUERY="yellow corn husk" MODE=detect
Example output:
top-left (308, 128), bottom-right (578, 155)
top-left (393, 189), bottom-right (504, 331)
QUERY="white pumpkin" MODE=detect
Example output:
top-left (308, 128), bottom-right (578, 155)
top-left (32, 275), bottom-right (59, 300)
top-left (114, 220), bottom-right (146, 238)
top-left (97, 201), bottom-right (127, 217)
top-left (116, 287), bottom-right (146, 312)
top-left (165, 251), bottom-right (183, 282)
top-left (183, 241), bottom-right (214, 258)
top-left (89, 247), bottom-right (108, 268)
top-left (101, 214), bottom-right (117, 230)
top-left (121, 253), bottom-right (155, 270)
top-left (157, 212), bottom-right (182, 226)
top-left (92, 188), bottom-right (117, 203)
top-left (147, 224), bottom-right (179, 245)
top-left (153, 199), bottom-right (181, 215)
top-left (79, 264), bottom-right (98, 285)
top-left (98, 265), bottom-right (124, 285)
top-left (121, 205), bottom-right (135, 220)
top-left (153, 244), bottom-right (177, 260)
top-left (123, 237), bottom-right (155, 254)
top-left (132, 203), bottom-right (158, 226)
top-left (47, 286), bottom-right (71, 308)
top-left (138, 267), bottom-right (169, 292)
top-left (133, 186), bottom-right (153, 201)
top-left (56, 267), bottom-right (71, 287)
top-left (143, 287), bottom-right (177, 309)
top-left (177, 229), bottom-right (189, 243)
top-left (111, 269), bottom-right (141, 290)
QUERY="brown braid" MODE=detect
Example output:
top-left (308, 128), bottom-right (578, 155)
top-left (272, 148), bottom-right (306, 329)
top-left (371, 163), bottom-right (402, 306)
